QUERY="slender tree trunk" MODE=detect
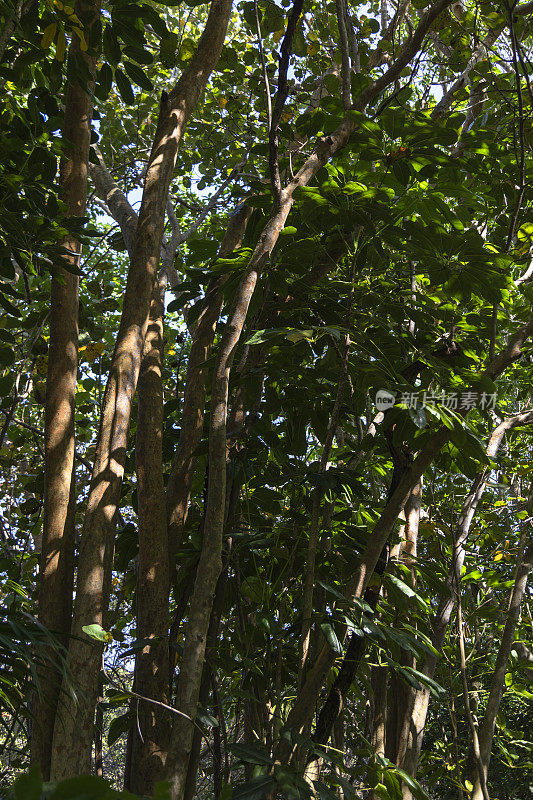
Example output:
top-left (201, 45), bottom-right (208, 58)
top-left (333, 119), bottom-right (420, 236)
top-left (372, 666), bottom-right (388, 759)
top-left (369, 665), bottom-right (388, 800)
top-left (300, 335), bottom-right (350, 683)
top-left (31, 3), bottom-right (98, 778)
top-left (212, 672), bottom-right (223, 800)
top-left (390, 484), bottom-right (421, 770)
top-left (129, 275), bottom-right (171, 795)
top-left (164, 193), bottom-right (296, 800)
top-left (457, 589), bottom-right (489, 800)
top-left (471, 528), bottom-right (533, 800)
top-left (166, 204), bottom-right (251, 564)
top-left (182, 551), bottom-right (231, 800)
top-left (50, 1), bottom-right (233, 777)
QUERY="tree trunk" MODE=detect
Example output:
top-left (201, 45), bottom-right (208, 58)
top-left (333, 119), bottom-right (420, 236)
top-left (369, 665), bottom-right (388, 800)
top-left (390, 484), bottom-right (421, 771)
top-left (372, 666), bottom-right (388, 759)
top-left (164, 194), bottom-right (295, 800)
top-left (471, 528), bottom-right (533, 800)
top-left (166, 204), bottom-right (251, 565)
top-left (183, 551), bottom-right (231, 800)
top-left (50, 0), bottom-right (233, 778)
top-left (129, 275), bottom-right (170, 795)
top-left (31, 3), bottom-right (98, 778)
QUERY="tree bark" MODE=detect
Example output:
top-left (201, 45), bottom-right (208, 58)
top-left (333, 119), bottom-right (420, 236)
top-left (50, 0), bottom-right (233, 778)
top-left (31, 3), bottom-right (98, 778)
top-left (129, 275), bottom-right (170, 795)
top-left (369, 665), bottom-right (388, 800)
top-left (390, 484), bottom-right (422, 770)
top-left (182, 550), bottom-right (231, 800)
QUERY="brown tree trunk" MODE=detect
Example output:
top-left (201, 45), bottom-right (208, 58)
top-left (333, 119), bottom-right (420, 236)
top-left (390, 484), bottom-right (421, 771)
top-left (166, 204), bottom-right (251, 564)
top-left (183, 551), bottom-right (231, 800)
top-left (164, 195), bottom-right (294, 799)
top-left (369, 665), bottom-right (388, 800)
top-left (50, 0), bottom-right (233, 778)
top-left (31, 3), bottom-right (98, 778)
top-left (372, 666), bottom-right (388, 759)
top-left (129, 276), bottom-right (171, 795)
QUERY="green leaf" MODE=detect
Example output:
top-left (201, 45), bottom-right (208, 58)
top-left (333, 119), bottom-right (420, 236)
top-left (402, 667), bottom-right (446, 699)
top-left (386, 574), bottom-right (416, 598)
top-left (103, 24), bottom-right (121, 66)
top-left (138, 3), bottom-right (169, 37)
top-left (0, 291), bottom-right (21, 317)
top-left (393, 765), bottom-right (431, 799)
top-left (229, 742), bottom-right (274, 765)
top-left (48, 774), bottom-right (115, 798)
top-left (153, 784), bottom-right (172, 800)
top-left (115, 68), bottom-right (135, 104)
top-left (124, 60), bottom-right (153, 91)
top-left (160, 32), bottom-right (178, 67)
top-left (82, 623), bottom-right (110, 642)
top-left (95, 63), bottom-right (113, 100)
top-left (197, 711), bottom-right (219, 728)
top-left (314, 781), bottom-right (338, 800)
top-left (320, 622), bottom-right (342, 654)
top-left (107, 710), bottom-right (134, 746)
top-left (231, 776), bottom-right (275, 800)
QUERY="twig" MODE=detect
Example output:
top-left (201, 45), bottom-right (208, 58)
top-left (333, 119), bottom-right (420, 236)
top-left (6, 415), bottom-right (93, 470)
top-left (175, 163), bottom-right (245, 246)
top-left (254, 0), bottom-right (272, 132)
top-left (101, 662), bottom-right (217, 757)
top-left (335, 0), bottom-right (351, 109)
top-left (269, 0), bottom-right (305, 207)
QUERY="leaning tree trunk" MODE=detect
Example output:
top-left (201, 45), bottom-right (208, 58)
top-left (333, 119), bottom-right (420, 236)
top-left (31, 2), bottom-right (98, 778)
top-left (49, 0), bottom-right (233, 778)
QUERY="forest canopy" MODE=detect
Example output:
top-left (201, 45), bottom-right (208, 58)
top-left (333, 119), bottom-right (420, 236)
top-left (0, 1), bottom-right (532, 800)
